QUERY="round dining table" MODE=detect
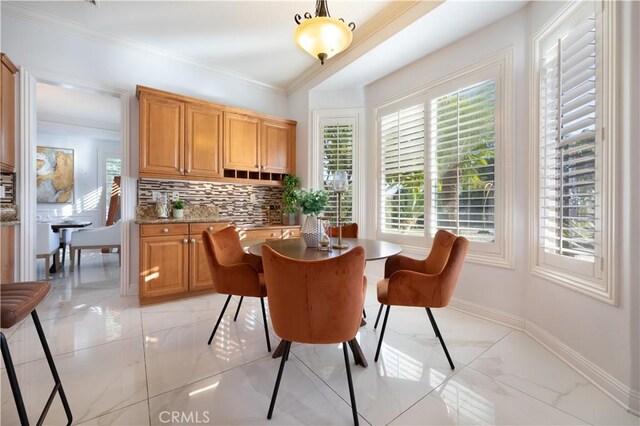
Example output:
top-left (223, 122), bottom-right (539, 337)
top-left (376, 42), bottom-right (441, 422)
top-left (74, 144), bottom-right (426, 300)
top-left (248, 237), bottom-right (402, 368)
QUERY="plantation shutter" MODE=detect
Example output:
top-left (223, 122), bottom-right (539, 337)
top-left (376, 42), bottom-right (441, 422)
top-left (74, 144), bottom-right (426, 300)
top-left (540, 10), bottom-right (598, 263)
top-left (380, 104), bottom-right (425, 235)
top-left (430, 79), bottom-right (496, 242)
top-left (321, 122), bottom-right (354, 224)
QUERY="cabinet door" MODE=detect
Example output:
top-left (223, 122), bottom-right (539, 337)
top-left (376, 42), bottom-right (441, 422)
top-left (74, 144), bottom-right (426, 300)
top-left (224, 112), bottom-right (259, 171)
top-left (139, 94), bottom-right (184, 176)
top-left (139, 235), bottom-right (189, 298)
top-left (1, 225), bottom-right (15, 283)
top-left (189, 233), bottom-right (215, 291)
top-left (261, 120), bottom-right (295, 174)
top-left (186, 104), bottom-right (222, 178)
top-left (1, 60), bottom-right (16, 172)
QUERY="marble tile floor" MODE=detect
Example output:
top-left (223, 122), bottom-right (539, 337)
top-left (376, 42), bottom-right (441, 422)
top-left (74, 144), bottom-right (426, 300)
top-left (1, 253), bottom-right (638, 425)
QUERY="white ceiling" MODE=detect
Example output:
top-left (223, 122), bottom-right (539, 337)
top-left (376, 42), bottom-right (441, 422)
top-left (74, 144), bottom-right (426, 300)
top-left (9, 1), bottom-right (528, 93)
top-left (12, 0), bottom-right (391, 89)
top-left (37, 82), bottom-right (121, 133)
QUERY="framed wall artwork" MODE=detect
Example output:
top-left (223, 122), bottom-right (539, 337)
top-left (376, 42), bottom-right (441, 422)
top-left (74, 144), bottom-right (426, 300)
top-left (36, 146), bottom-right (74, 203)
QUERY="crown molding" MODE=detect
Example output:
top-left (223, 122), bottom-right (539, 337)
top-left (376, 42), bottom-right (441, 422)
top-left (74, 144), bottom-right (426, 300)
top-left (286, 0), bottom-right (445, 94)
top-left (1, 2), bottom-right (287, 95)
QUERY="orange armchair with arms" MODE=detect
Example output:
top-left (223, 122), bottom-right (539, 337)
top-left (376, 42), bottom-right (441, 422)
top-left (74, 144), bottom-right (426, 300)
top-left (202, 226), bottom-right (270, 352)
top-left (373, 230), bottom-right (469, 369)
top-left (261, 245), bottom-right (366, 426)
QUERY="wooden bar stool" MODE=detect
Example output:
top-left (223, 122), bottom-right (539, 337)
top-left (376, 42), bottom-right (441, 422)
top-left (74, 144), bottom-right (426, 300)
top-left (0, 282), bottom-right (73, 426)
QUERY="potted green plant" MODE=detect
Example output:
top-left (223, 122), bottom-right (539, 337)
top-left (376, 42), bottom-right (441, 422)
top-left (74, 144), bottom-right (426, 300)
top-left (296, 188), bottom-right (329, 247)
top-left (172, 199), bottom-right (185, 219)
top-left (282, 174), bottom-right (300, 225)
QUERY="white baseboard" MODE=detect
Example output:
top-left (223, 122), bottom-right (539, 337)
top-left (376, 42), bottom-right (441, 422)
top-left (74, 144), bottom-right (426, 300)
top-left (525, 320), bottom-right (639, 417)
top-left (449, 297), bottom-right (526, 330)
top-left (450, 296), bottom-right (639, 416)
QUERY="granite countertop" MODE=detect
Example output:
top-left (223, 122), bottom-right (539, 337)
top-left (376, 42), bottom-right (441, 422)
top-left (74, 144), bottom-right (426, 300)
top-left (135, 217), bottom-right (227, 225)
top-left (1, 220), bottom-right (19, 227)
top-left (135, 217), bottom-right (298, 229)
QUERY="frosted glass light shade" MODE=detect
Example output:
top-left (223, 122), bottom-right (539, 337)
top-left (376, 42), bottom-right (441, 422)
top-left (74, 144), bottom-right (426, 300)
top-left (332, 170), bottom-right (349, 192)
top-left (294, 17), bottom-right (353, 64)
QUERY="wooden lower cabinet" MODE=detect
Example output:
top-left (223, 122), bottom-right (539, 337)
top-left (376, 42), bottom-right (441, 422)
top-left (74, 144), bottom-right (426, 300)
top-left (139, 235), bottom-right (189, 298)
top-left (139, 222), bottom-right (227, 304)
top-left (1, 225), bottom-right (15, 283)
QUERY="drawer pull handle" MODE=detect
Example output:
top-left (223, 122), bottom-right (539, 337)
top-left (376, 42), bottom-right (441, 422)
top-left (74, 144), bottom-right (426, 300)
top-left (208, 226), bottom-right (213, 231)
top-left (183, 239), bottom-right (188, 243)
top-left (163, 228), bottom-right (169, 233)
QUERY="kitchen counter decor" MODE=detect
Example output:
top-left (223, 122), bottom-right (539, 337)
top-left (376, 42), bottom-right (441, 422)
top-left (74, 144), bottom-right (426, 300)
top-left (297, 188), bottom-right (329, 248)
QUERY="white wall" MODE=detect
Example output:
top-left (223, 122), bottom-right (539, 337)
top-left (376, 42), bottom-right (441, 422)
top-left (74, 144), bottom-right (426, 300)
top-left (295, 0), bottom-right (638, 410)
top-left (36, 131), bottom-right (120, 228)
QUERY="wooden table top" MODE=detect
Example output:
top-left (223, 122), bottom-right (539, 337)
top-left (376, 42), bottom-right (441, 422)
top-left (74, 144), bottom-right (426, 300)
top-left (248, 238), bottom-right (402, 261)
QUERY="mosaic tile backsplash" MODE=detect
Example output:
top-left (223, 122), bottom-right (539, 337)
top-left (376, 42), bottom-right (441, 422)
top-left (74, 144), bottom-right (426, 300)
top-left (137, 178), bottom-right (284, 225)
top-left (0, 173), bottom-right (14, 204)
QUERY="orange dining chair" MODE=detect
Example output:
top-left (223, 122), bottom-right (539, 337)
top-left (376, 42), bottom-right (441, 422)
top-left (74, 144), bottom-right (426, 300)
top-left (261, 245), bottom-right (366, 426)
top-left (373, 230), bottom-right (469, 369)
top-left (202, 226), bottom-right (270, 352)
top-left (325, 223), bottom-right (368, 319)
top-left (326, 222), bottom-right (358, 239)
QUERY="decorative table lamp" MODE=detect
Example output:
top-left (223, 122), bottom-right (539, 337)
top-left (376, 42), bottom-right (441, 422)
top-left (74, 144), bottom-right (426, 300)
top-left (332, 170), bottom-right (349, 249)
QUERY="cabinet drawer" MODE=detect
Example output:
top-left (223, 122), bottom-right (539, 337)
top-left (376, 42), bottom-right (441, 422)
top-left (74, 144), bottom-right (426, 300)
top-left (281, 227), bottom-right (300, 239)
top-left (140, 224), bottom-right (189, 237)
top-left (238, 228), bottom-right (281, 241)
top-left (190, 223), bottom-right (228, 235)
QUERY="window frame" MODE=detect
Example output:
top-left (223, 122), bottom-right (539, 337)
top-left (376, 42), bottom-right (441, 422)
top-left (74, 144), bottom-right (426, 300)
top-left (374, 49), bottom-right (513, 267)
top-left (311, 108), bottom-right (364, 228)
top-left (530, 0), bottom-right (616, 304)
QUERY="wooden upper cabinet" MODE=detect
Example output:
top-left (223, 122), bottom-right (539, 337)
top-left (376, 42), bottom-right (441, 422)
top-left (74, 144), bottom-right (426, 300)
top-left (186, 104), bottom-right (222, 178)
top-left (261, 119), bottom-right (295, 174)
top-left (224, 112), bottom-right (260, 171)
top-left (1, 54), bottom-right (18, 172)
top-left (139, 93), bottom-right (185, 177)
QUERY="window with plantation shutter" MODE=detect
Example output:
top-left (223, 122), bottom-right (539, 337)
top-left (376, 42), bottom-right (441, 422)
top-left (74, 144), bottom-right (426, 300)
top-left (321, 120), bottom-right (354, 224)
top-left (376, 52), bottom-right (512, 264)
top-left (379, 104), bottom-right (425, 236)
top-left (533, 0), bottom-right (614, 302)
top-left (429, 79), bottom-right (496, 243)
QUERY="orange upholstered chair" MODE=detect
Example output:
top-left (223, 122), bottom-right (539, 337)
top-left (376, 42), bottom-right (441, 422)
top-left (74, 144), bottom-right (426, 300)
top-left (202, 226), bottom-right (270, 352)
top-left (374, 230), bottom-right (469, 369)
top-left (261, 245), bottom-right (366, 426)
top-left (326, 222), bottom-right (358, 239)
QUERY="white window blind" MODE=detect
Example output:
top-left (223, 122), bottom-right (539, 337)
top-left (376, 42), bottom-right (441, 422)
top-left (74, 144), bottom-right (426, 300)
top-left (322, 123), bottom-right (354, 224)
top-left (429, 79), bottom-right (496, 242)
top-left (539, 9), bottom-right (599, 265)
top-left (380, 104), bottom-right (425, 236)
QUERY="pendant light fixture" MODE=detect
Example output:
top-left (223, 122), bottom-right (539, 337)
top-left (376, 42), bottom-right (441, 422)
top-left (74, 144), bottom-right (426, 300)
top-left (294, 0), bottom-right (356, 65)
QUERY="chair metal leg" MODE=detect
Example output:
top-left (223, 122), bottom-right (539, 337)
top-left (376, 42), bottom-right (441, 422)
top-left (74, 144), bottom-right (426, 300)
top-left (267, 340), bottom-right (291, 420)
top-left (362, 308), bottom-right (367, 319)
top-left (233, 296), bottom-right (244, 321)
top-left (32, 310), bottom-right (73, 426)
top-left (260, 297), bottom-right (272, 352)
top-left (374, 305), bottom-right (390, 362)
top-left (1, 332), bottom-right (29, 426)
top-left (208, 295), bottom-right (232, 345)
top-left (426, 308), bottom-right (455, 370)
top-left (374, 304), bottom-right (384, 329)
top-left (343, 342), bottom-right (359, 426)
